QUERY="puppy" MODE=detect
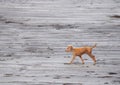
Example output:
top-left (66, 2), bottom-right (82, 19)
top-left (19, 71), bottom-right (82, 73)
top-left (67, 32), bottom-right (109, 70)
top-left (65, 44), bottom-right (97, 65)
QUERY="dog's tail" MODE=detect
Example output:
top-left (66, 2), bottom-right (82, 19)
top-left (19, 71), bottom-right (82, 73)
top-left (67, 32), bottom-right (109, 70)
top-left (92, 43), bottom-right (97, 48)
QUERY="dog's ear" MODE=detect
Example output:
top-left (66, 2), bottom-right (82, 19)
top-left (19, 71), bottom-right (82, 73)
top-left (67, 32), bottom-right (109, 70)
top-left (69, 45), bottom-right (73, 51)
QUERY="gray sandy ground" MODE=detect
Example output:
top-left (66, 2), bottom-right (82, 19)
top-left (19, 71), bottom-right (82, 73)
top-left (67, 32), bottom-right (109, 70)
top-left (0, 0), bottom-right (120, 85)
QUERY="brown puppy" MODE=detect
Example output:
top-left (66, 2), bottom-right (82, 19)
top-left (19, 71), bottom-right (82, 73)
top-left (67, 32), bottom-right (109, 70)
top-left (65, 44), bottom-right (97, 65)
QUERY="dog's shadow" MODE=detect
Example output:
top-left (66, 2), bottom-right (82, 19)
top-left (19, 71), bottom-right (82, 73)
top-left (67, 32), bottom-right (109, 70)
top-left (64, 62), bottom-right (83, 65)
top-left (64, 63), bottom-right (70, 65)
top-left (64, 62), bottom-right (97, 66)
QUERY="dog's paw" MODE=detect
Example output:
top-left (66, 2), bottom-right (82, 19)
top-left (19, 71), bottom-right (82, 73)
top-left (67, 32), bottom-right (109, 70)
top-left (93, 62), bottom-right (96, 65)
top-left (68, 63), bottom-right (72, 64)
top-left (82, 62), bottom-right (85, 64)
top-left (64, 63), bottom-right (71, 65)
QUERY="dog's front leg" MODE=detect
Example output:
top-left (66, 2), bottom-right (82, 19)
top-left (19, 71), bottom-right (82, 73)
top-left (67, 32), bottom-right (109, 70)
top-left (69, 55), bottom-right (76, 64)
top-left (79, 56), bottom-right (85, 64)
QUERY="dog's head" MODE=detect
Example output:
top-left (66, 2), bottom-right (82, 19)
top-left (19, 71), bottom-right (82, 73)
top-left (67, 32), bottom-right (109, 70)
top-left (65, 45), bottom-right (73, 52)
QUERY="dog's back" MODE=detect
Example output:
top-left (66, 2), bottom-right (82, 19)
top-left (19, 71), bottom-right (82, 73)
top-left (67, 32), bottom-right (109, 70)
top-left (73, 46), bottom-right (92, 56)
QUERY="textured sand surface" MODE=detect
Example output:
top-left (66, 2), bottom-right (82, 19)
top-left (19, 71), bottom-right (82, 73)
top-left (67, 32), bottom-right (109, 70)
top-left (0, 0), bottom-right (120, 85)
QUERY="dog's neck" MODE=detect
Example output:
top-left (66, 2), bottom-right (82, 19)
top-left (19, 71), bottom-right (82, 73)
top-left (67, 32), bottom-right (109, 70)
top-left (71, 48), bottom-right (74, 52)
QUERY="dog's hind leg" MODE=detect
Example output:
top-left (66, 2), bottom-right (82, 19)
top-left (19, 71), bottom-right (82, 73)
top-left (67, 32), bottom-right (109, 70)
top-left (87, 53), bottom-right (96, 65)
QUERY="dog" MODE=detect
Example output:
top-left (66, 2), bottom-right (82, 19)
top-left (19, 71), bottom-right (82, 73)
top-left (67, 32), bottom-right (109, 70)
top-left (65, 44), bottom-right (97, 65)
